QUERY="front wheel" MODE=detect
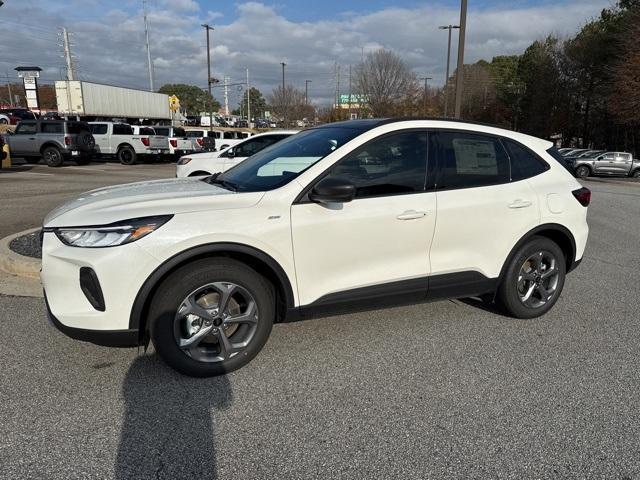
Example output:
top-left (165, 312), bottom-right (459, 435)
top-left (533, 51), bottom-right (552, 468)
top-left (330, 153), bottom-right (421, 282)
top-left (149, 258), bottom-right (275, 377)
top-left (631, 170), bottom-right (640, 178)
top-left (497, 236), bottom-right (566, 319)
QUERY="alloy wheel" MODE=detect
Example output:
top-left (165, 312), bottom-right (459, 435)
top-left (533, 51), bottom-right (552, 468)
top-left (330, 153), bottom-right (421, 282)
top-left (173, 282), bottom-right (259, 363)
top-left (516, 251), bottom-right (560, 309)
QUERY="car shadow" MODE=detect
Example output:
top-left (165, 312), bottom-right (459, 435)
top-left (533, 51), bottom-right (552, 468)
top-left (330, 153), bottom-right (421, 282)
top-left (115, 354), bottom-right (232, 480)
top-left (0, 165), bottom-right (34, 174)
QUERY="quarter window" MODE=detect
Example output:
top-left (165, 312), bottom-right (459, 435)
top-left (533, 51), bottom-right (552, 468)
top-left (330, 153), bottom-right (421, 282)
top-left (431, 131), bottom-right (510, 189)
top-left (503, 138), bottom-right (548, 181)
top-left (324, 131), bottom-right (428, 198)
top-left (41, 123), bottom-right (63, 134)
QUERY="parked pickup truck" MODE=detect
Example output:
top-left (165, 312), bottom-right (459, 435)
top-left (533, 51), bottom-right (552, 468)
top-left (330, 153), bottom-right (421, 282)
top-left (152, 126), bottom-right (201, 158)
top-left (89, 122), bottom-right (169, 165)
top-left (6, 119), bottom-right (95, 167)
top-left (184, 129), bottom-right (216, 152)
top-left (568, 151), bottom-right (640, 179)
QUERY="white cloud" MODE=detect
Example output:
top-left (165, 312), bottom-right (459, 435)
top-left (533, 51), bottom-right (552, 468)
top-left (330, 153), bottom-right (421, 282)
top-left (0, 0), bottom-right (610, 107)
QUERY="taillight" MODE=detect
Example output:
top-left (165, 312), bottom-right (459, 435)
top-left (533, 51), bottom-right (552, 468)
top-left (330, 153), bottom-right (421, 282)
top-left (64, 136), bottom-right (71, 146)
top-left (141, 137), bottom-right (150, 146)
top-left (197, 138), bottom-right (204, 146)
top-left (170, 139), bottom-right (177, 148)
top-left (572, 187), bottom-right (591, 207)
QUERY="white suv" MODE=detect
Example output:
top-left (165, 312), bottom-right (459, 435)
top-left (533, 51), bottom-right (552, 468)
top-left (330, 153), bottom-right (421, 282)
top-left (176, 130), bottom-right (298, 177)
top-left (41, 119), bottom-right (590, 377)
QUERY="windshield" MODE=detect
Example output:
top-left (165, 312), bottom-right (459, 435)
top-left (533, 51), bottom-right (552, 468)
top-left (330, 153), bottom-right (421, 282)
top-left (214, 127), bottom-right (363, 192)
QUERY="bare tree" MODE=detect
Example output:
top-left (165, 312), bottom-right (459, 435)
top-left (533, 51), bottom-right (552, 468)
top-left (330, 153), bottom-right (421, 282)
top-left (610, 9), bottom-right (640, 126)
top-left (354, 49), bottom-right (418, 117)
top-left (267, 85), bottom-right (310, 126)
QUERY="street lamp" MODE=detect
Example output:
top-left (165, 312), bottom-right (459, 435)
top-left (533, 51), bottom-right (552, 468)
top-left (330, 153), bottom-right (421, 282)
top-left (438, 24), bottom-right (460, 117)
top-left (454, 0), bottom-right (468, 119)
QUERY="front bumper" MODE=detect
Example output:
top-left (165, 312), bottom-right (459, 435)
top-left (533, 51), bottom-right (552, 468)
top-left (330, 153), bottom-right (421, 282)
top-left (45, 293), bottom-right (140, 347)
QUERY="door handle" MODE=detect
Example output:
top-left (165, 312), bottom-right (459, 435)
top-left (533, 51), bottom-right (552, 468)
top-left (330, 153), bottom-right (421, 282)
top-left (508, 199), bottom-right (532, 209)
top-left (396, 210), bottom-right (427, 220)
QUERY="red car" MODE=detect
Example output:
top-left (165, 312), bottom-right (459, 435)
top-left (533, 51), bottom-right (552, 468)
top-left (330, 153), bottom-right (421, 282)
top-left (0, 108), bottom-right (38, 125)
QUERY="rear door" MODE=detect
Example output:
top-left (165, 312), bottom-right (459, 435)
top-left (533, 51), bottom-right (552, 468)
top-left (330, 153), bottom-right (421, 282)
top-left (612, 152), bottom-right (633, 175)
top-left (593, 152), bottom-right (615, 174)
top-left (429, 130), bottom-right (541, 285)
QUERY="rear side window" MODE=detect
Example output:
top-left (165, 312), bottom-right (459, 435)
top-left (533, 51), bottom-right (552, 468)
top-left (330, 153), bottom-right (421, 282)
top-left (173, 127), bottom-right (186, 137)
top-left (546, 147), bottom-right (573, 173)
top-left (90, 124), bottom-right (108, 135)
top-left (154, 127), bottom-right (169, 136)
top-left (67, 122), bottom-right (90, 134)
top-left (113, 124), bottom-right (133, 135)
top-left (185, 131), bottom-right (201, 138)
top-left (41, 122), bottom-right (63, 134)
top-left (139, 127), bottom-right (155, 135)
top-left (431, 131), bottom-right (510, 189)
top-left (502, 139), bottom-right (548, 181)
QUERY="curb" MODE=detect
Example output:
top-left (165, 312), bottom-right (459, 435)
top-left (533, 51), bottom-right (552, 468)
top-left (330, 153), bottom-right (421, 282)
top-left (0, 228), bottom-right (42, 279)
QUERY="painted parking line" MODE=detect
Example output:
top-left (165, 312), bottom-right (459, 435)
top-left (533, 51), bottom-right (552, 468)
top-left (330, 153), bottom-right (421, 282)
top-left (0, 171), bottom-right (54, 177)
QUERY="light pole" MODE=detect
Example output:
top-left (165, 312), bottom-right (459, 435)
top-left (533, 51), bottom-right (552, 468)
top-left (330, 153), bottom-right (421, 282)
top-left (438, 24), bottom-right (460, 117)
top-left (420, 76), bottom-right (432, 115)
top-left (202, 23), bottom-right (214, 131)
top-left (280, 62), bottom-right (286, 126)
top-left (454, 0), bottom-right (468, 119)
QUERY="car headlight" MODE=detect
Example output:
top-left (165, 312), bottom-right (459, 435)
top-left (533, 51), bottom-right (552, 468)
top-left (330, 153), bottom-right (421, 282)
top-left (177, 157), bottom-right (191, 165)
top-left (53, 215), bottom-right (173, 248)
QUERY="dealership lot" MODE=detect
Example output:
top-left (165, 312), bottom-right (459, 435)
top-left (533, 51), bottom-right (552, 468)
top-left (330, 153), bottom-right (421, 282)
top-left (0, 165), bottom-right (639, 478)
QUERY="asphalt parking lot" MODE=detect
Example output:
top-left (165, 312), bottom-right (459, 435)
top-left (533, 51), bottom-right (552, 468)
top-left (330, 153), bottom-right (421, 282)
top-left (1, 164), bottom-right (639, 479)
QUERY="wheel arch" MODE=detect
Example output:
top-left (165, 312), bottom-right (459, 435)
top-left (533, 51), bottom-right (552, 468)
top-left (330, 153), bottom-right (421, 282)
top-left (117, 142), bottom-right (134, 152)
top-left (499, 223), bottom-right (578, 283)
top-left (129, 242), bottom-right (296, 342)
top-left (40, 142), bottom-right (63, 154)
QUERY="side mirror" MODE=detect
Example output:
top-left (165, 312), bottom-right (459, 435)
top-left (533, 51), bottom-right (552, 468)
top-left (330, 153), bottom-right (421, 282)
top-left (308, 177), bottom-right (356, 204)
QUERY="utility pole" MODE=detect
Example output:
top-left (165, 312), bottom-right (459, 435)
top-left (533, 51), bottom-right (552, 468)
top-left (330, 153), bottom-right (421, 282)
top-left (62, 27), bottom-right (75, 81)
top-left (202, 23), bottom-right (214, 130)
top-left (454, 0), bottom-right (468, 119)
top-left (143, 0), bottom-right (154, 91)
top-left (439, 24), bottom-right (460, 117)
top-left (305, 79), bottom-right (311, 105)
top-left (348, 65), bottom-right (352, 119)
top-left (420, 76), bottom-right (432, 115)
top-left (280, 62), bottom-right (286, 126)
top-left (223, 76), bottom-right (230, 116)
top-left (246, 68), bottom-right (250, 126)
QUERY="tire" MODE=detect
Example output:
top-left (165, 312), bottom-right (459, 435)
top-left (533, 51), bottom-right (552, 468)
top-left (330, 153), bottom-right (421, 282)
top-left (42, 146), bottom-right (64, 167)
top-left (149, 258), bottom-right (275, 377)
top-left (631, 170), bottom-right (640, 178)
top-left (575, 165), bottom-right (590, 179)
top-left (77, 131), bottom-right (95, 152)
top-left (117, 145), bottom-right (137, 165)
top-left (188, 171), bottom-right (211, 177)
top-left (497, 236), bottom-right (566, 319)
top-left (0, 118), bottom-right (8, 125)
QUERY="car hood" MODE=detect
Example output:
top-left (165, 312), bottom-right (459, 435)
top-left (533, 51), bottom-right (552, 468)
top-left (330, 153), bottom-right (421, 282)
top-left (44, 177), bottom-right (264, 227)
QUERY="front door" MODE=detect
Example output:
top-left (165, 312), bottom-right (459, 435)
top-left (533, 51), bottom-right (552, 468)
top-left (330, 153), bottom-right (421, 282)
top-left (9, 121), bottom-right (38, 155)
top-left (291, 130), bottom-right (436, 306)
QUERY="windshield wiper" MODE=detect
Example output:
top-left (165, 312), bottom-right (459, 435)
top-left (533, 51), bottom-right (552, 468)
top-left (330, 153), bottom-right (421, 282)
top-left (202, 173), bottom-right (238, 192)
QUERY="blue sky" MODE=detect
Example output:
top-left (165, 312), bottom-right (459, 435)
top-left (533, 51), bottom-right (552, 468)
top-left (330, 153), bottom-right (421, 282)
top-left (1, 0), bottom-right (611, 107)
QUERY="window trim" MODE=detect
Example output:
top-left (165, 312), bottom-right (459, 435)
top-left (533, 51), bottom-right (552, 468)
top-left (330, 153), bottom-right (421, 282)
top-left (294, 128), bottom-right (431, 205)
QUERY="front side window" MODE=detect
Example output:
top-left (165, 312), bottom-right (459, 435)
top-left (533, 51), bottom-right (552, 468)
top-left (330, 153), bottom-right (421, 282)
top-left (323, 131), bottom-right (428, 198)
top-left (217, 127), bottom-right (362, 192)
top-left (431, 131), bottom-right (510, 189)
top-left (502, 138), bottom-right (548, 181)
top-left (231, 135), bottom-right (287, 158)
top-left (15, 122), bottom-right (37, 135)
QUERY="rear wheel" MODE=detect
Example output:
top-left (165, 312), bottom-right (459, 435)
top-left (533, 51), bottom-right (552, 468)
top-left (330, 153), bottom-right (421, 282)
top-left (117, 146), bottom-right (137, 165)
top-left (631, 169), bottom-right (640, 178)
top-left (150, 258), bottom-right (275, 377)
top-left (497, 236), bottom-right (566, 319)
top-left (0, 118), bottom-right (8, 125)
top-left (42, 146), bottom-right (64, 167)
top-left (575, 165), bottom-right (590, 179)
